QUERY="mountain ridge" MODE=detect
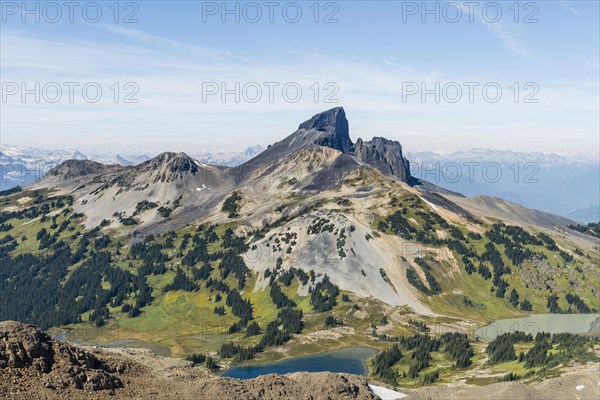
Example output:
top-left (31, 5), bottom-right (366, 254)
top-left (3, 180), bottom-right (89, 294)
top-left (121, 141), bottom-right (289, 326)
top-left (32, 107), bottom-right (583, 233)
top-left (242, 107), bottom-right (413, 186)
top-left (1, 108), bottom-right (598, 395)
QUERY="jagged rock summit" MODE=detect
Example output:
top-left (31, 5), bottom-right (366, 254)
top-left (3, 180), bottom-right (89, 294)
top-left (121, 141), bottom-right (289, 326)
top-left (298, 106), bottom-right (354, 153)
top-left (248, 107), bottom-right (413, 184)
top-left (248, 107), bottom-right (354, 164)
top-left (355, 136), bottom-right (412, 183)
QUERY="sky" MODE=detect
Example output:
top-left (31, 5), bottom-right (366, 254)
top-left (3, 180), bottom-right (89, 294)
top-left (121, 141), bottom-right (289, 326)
top-left (1, 0), bottom-right (599, 154)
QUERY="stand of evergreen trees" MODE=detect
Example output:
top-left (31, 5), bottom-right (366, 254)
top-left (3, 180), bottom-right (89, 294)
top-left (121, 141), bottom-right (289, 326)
top-left (269, 279), bottom-right (296, 308)
top-left (565, 293), bottom-right (594, 313)
top-left (324, 315), bottom-right (344, 328)
top-left (163, 268), bottom-right (198, 292)
top-left (309, 275), bottom-right (339, 312)
top-left (396, 334), bottom-right (441, 379)
top-left (225, 289), bottom-right (253, 326)
top-left (441, 332), bottom-right (473, 369)
top-left (371, 344), bottom-right (402, 385)
top-left (219, 307), bottom-right (305, 362)
top-left (486, 332), bottom-right (533, 364)
top-left (524, 336), bottom-right (551, 368)
top-left (219, 252), bottom-right (250, 289)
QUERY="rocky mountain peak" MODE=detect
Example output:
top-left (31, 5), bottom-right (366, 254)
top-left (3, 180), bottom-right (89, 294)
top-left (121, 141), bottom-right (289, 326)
top-left (246, 108), bottom-right (415, 184)
top-left (69, 150), bottom-right (88, 161)
top-left (244, 145), bottom-right (265, 157)
top-left (298, 107), bottom-right (354, 153)
top-left (45, 159), bottom-right (109, 181)
top-left (139, 152), bottom-right (199, 175)
top-left (245, 107), bottom-right (354, 165)
top-left (354, 136), bottom-right (412, 183)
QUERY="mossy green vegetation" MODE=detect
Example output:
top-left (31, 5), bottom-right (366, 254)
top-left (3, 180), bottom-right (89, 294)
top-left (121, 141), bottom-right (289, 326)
top-left (376, 199), bottom-right (599, 320)
top-left (368, 330), bottom-right (598, 387)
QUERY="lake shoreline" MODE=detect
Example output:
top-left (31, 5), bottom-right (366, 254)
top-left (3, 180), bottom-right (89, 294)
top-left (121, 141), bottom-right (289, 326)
top-left (221, 346), bottom-right (379, 380)
top-left (475, 313), bottom-right (600, 341)
top-left (585, 316), bottom-right (600, 337)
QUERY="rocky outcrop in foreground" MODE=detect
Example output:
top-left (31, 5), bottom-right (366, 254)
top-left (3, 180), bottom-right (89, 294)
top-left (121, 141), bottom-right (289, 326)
top-left (0, 321), bottom-right (379, 399)
top-left (0, 321), bottom-right (125, 393)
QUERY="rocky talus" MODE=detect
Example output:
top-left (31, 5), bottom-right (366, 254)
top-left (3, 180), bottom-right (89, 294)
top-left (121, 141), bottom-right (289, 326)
top-left (0, 321), bottom-right (126, 394)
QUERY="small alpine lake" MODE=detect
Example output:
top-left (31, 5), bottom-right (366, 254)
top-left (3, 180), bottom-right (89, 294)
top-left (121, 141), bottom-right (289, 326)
top-left (476, 313), bottom-right (600, 341)
top-left (221, 346), bottom-right (378, 380)
top-left (54, 333), bottom-right (171, 357)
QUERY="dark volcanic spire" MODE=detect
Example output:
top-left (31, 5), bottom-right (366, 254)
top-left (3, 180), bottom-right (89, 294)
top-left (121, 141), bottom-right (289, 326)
top-left (243, 107), bottom-right (356, 165)
top-left (354, 137), bottom-right (413, 184)
top-left (298, 107), bottom-right (354, 154)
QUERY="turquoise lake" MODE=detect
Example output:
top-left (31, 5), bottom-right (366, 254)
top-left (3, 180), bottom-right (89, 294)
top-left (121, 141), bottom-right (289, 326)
top-left (222, 346), bottom-right (378, 380)
top-left (476, 313), bottom-right (599, 341)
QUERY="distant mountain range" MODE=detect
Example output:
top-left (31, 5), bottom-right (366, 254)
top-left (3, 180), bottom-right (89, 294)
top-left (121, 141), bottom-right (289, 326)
top-left (2, 142), bottom-right (597, 223)
top-left (0, 144), bottom-right (264, 189)
top-left (406, 149), bottom-right (599, 223)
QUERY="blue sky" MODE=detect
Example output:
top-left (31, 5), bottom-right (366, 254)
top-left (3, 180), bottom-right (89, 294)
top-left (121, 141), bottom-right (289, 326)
top-left (1, 1), bottom-right (598, 154)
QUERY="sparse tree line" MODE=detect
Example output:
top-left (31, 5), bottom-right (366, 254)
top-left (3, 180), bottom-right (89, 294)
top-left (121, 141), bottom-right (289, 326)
top-left (371, 329), bottom-right (597, 386)
top-left (382, 214), bottom-right (591, 313)
top-left (371, 332), bottom-right (474, 386)
top-left (487, 331), bottom-right (598, 375)
top-left (218, 307), bottom-right (305, 363)
top-left (568, 222), bottom-right (599, 238)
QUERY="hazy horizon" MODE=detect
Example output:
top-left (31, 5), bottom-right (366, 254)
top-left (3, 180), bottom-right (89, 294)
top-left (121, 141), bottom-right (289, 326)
top-left (2, 141), bottom-right (600, 159)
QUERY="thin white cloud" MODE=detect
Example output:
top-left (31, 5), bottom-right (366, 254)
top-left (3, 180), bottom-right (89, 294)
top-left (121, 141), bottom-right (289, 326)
top-left (560, 1), bottom-right (579, 15)
top-left (484, 22), bottom-right (532, 59)
top-left (381, 59), bottom-right (415, 72)
top-left (454, 2), bottom-right (532, 59)
top-left (93, 24), bottom-right (238, 62)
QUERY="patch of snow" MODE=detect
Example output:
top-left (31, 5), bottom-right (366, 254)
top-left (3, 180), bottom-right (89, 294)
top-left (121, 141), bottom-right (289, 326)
top-left (421, 198), bottom-right (438, 211)
top-left (196, 188), bottom-right (203, 192)
top-left (368, 384), bottom-right (407, 399)
top-left (576, 385), bottom-right (585, 391)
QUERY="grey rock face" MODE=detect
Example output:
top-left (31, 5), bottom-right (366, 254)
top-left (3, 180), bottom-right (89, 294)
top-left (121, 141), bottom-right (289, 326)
top-left (298, 107), bottom-right (355, 154)
top-left (354, 137), bottom-right (412, 183)
top-left (243, 107), bottom-right (355, 166)
top-left (137, 152), bottom-right (200, 181)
